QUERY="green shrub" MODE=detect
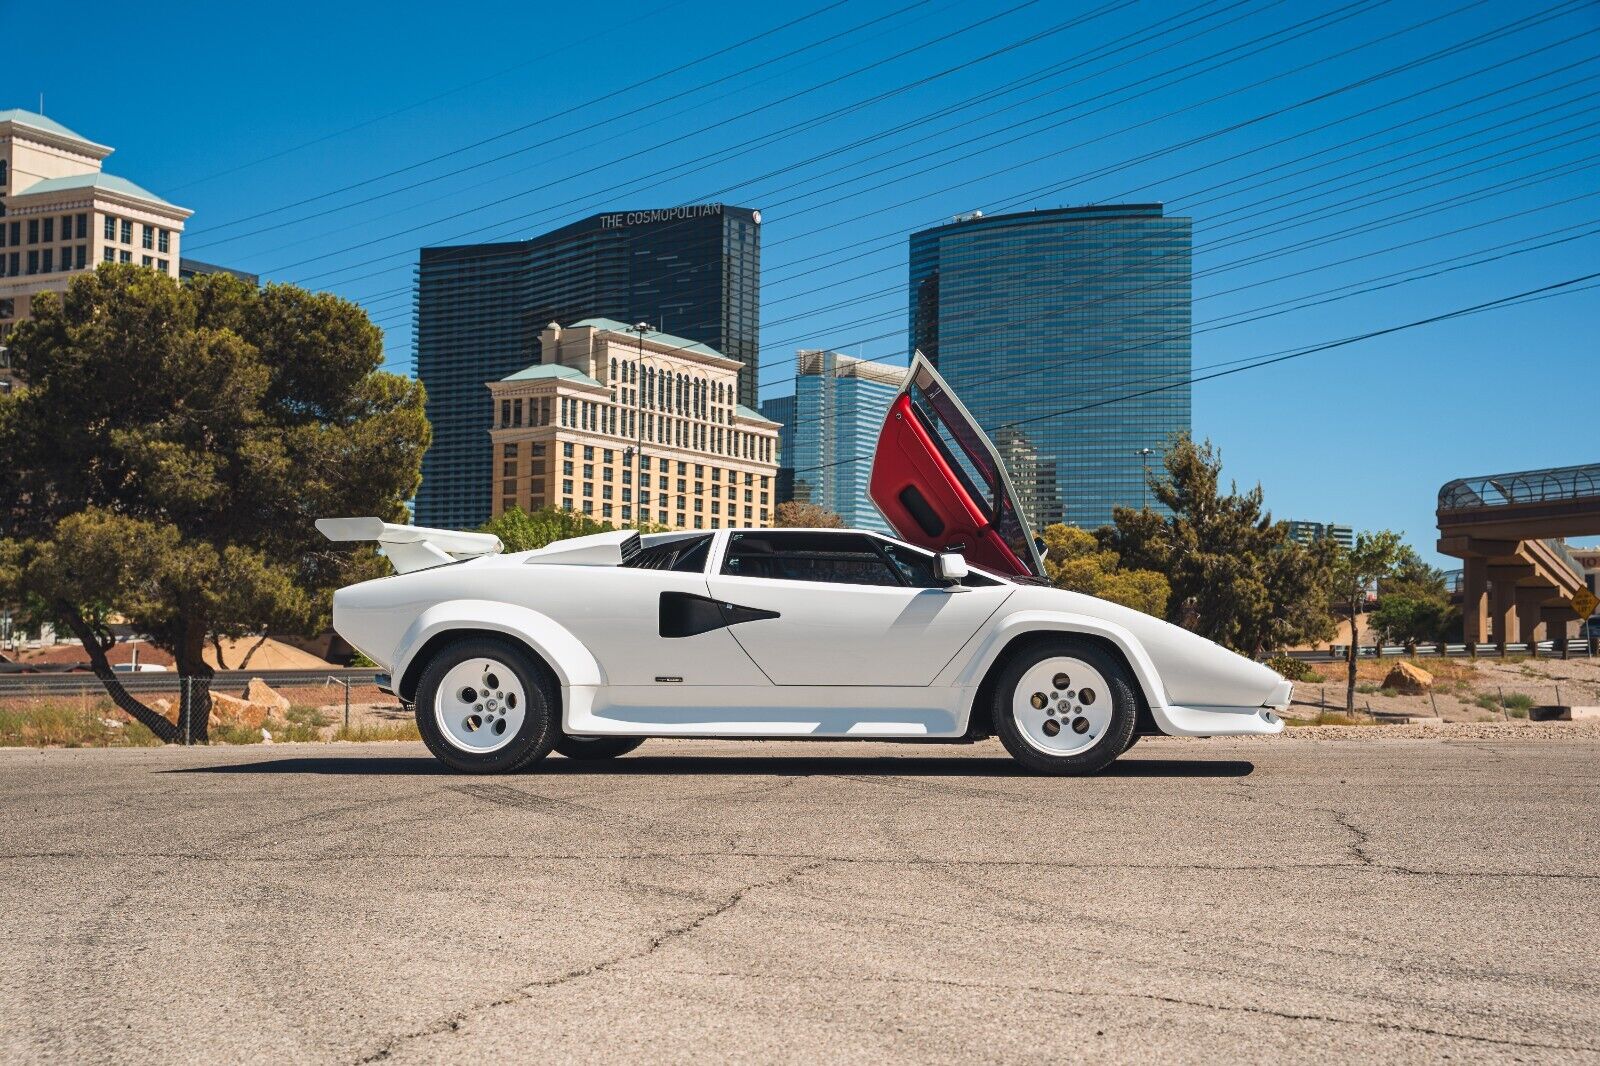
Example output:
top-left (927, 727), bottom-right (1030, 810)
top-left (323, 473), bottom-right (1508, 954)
top-left (1266, 654), bottom-right (1324, 683)
top-left (1502, 693), bottom-right (1534, 713)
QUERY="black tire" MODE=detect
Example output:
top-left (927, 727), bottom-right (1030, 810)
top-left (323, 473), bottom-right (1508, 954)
top-left (991, 638), bottom-right (1138, 776)
top-left (1121, 732), bottom-right (1141, 755)
top-left (414, 637), bottom-right (558, 774)
top-left (554, 735), bottom-right (645, 760)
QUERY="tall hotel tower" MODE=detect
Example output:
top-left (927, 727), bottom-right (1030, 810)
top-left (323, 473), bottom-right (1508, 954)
top-left (909, 205), bottom-right (1191, 529)
top-left (415, 205), bottom-right (760, 528)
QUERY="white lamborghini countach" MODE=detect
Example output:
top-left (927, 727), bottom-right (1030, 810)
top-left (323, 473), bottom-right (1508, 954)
top-left (320, 356), bottom-right (1290, 775)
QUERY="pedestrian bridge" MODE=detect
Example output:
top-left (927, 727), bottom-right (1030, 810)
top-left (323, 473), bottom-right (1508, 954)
top-left (1437, 462), bottom-right (1600, 644)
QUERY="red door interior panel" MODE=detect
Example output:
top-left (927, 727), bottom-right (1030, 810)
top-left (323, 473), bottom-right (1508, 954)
top-left (870, 393), bottom-right (1034, 578)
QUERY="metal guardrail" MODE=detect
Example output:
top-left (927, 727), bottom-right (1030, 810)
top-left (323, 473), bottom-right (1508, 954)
top-left (1282, 640), bottom-right (1596, 663)
top-left (0, 668), bottom-right (381, 697)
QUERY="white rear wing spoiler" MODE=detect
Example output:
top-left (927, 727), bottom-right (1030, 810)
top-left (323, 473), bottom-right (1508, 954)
top-left (316, 517), bottom-right (503, 574)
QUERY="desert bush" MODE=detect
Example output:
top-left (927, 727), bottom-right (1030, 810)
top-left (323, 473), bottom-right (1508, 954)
top-left (1266, 654), bottom-right (1324, 682)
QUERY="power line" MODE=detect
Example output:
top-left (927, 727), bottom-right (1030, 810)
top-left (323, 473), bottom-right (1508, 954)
top-left (165, 0), bottom-right (697, 194)
top-left (357, 0), bottom-right (1581, 339)
top-left (184, 0), bottom-right (860, 238)
top-left (785, 272), bottom-right (1600, 478)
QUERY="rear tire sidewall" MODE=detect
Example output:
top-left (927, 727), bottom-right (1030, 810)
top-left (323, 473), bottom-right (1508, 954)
top-left (415, 638), bottom-right (557, 774)
top-left (992, 639), bottom-right (1137, 775)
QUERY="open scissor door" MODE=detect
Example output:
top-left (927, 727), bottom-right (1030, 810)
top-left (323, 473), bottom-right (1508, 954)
top-left (868, 353), bottom-right (1046, 580)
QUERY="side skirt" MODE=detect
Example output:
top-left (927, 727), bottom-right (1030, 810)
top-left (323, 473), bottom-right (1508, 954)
top-left (565, 684), bottom-right (969, 739)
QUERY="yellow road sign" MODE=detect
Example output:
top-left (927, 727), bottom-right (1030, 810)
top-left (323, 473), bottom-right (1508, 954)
top-left (1570, 588), bottom-right (1598, 619)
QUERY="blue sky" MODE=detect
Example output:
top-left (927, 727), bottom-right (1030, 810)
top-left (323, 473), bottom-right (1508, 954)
top-left (8, 0), bottom-right (1598, 561)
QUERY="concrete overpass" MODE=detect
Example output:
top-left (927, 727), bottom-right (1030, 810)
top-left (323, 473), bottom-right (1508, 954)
top-left (1437, 463), bottom-right (1598, 645)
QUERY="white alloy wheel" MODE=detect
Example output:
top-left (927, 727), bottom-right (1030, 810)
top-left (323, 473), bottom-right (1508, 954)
top-left (434, 656), bottom-right (526, 754)
top-left (1010, 656), bottom-right (1114, 757)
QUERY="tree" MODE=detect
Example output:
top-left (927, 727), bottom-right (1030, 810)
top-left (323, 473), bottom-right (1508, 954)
top-left (774, 500), bottom-right (845, 528)
top-left (1368, 546), bottom-right (1457, 647)
top-left (1329, 530), bottom-right (1404, 712)
top-left (0, 266), bottom-right (427, 742)
top-left (1103, 436), bottom-right (1336, 657)
top-left (1039, 524), bottom-right (1168, 616)
top-left (480, 506), bottom-right (666, 553)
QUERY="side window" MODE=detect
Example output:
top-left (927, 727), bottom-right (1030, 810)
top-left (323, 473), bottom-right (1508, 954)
top-left (722, 532), bottom-right (904, 587)
top-left (877, 540), bottom-right (941, 588)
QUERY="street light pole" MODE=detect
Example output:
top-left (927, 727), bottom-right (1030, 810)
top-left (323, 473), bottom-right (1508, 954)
top-left (1135, 447), bottom-right (1155, 510)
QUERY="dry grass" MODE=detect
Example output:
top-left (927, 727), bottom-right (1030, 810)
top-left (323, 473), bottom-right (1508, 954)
top-left (332, 720), bottom-right (421, 743)
top-left (0, 697), bottom-right (412, 747)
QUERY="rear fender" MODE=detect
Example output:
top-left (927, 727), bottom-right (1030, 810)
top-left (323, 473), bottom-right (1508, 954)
top-left (393, 599), bottom-right (603, 702)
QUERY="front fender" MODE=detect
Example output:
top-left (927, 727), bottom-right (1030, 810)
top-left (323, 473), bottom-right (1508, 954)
top-left (942, 610), bottom-right (1282, 738)
top-left (392, 599), bottom-right (604, 700)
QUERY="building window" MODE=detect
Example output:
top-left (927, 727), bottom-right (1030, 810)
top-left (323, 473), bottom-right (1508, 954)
top-left (0, 160), bottom-right (6, 187)
top-left (42, 218), bottom-right (53, 242)
top-left (26, 250), bottom-right (38, 274)
top-left (157, 229), bottom-right (169, 253)
top-left (76, 246), bottom-right (87, 269)
top-left (42, 249), bottom-right (53, 273)
top-left (28, 219), bottom-right (39, 244)
top-left (142, 225), bottom-right (153, 250)
top-left (563, 442), bottom-right (574, 458)
top-left (104, 247), bottom-right (116, 263)
top-left (120, 250), bottom-right (131, 263)
top-left (503, 443), bottom-right (517, 458)
top-left (157, 259), bottom-right (167, 272)
top-left (120, 220), bottom-right (132, 243)
top-left (76, 214), bottom-right (88, 239)
top-left (104, 216), bottom-right (115, 240)
top-left (142, 255), bottom-right (152, 267)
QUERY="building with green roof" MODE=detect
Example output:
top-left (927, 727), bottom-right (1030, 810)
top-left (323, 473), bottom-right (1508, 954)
top-left (0, 109), bottom-right (193, 384)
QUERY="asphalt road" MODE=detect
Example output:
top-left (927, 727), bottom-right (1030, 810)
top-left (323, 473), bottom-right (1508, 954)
top-left (1, 737), bottom-right (1596, 1064)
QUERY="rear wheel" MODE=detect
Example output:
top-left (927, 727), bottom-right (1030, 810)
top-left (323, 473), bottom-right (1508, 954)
top-left (414, 638), bottom-right (558, 774)
top-left (554, 735), bottom-right (644, 760)
top-left (992, 639), bottom-right (1137, 776)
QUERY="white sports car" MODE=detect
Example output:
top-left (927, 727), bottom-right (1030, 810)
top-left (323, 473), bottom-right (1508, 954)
top-left (320, 356), bottom-right (1289, 775)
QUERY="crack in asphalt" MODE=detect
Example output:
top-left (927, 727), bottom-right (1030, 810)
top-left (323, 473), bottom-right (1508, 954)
top-left (652, 968), bottom-right (1600, 1054)
top-left (2, 847), bottom-right (1596, 880)
top-left (353, 859), bottom-right (826, 1063)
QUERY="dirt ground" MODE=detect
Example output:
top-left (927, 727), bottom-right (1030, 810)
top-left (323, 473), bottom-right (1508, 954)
top-left (1284, 651), bottom-right (1600, 722)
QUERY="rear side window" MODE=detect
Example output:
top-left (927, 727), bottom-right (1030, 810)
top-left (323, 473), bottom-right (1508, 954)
top-left (722, 531), bottom-right (904, 587)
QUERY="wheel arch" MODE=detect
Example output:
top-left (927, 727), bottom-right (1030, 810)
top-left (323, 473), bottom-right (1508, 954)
top-left (951, 613), bottom-right (1167, 737)
top-left (393, 600), bottom-right (603, 705)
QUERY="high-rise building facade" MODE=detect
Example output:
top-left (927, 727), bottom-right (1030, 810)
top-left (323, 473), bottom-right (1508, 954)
top-left (415, 205), bottom-right (760, 528)
top-left (789, 350), bottom-right (902, 532)
top-left (0, 109), bottom-right (192, 389)
top-left (909, 204), bottom-right (1191, 530)
top-left (759, 393), bottom-right (796, 505)
top-left (1286, 520), bottom-right (1354, 550)
top-left (485, 319), bottom-right (778, 530)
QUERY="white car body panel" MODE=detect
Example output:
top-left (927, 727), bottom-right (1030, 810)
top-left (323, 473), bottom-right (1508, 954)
top-left (327, 528), bottom-right (1288, 743)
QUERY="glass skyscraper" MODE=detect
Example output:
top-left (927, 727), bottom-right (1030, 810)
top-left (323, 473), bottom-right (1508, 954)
top-left (758, 393), bottom-right (796, 505)
top-left (415, 204), bottom-right (760, 528)
top-left (909, 204), bottom-right (1191, 530)
top-left (789, 350), bottom-right (902, 532)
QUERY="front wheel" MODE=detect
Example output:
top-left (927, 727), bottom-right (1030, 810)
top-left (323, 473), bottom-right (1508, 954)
top-left (554, 735), bottom-right (644, 760)
top-left (414, 638), bottom-right (558, 774)
top-left (992, 639), bottom-right (1137, 776)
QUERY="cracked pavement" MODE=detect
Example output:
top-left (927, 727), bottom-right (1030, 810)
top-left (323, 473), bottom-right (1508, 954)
top-left (0, 736), bottom-right (1596, 1063)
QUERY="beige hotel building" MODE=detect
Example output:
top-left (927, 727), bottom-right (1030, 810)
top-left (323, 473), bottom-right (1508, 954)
top-left (0, 110), bottom-right (192, 386)
top-left (0, 111), bottom-right (192, 322)
top-left (487, 319), bottom-right (781, 529)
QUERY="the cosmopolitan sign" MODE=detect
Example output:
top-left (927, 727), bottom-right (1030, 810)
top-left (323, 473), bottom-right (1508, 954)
top-left (600, 204), bottom-right (726, 228)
